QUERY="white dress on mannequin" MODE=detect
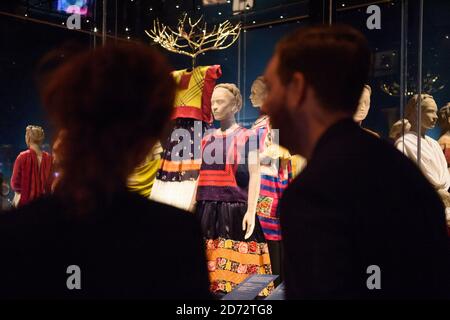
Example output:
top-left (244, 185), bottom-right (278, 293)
top-left (395, 132), bottom-right (450, 191)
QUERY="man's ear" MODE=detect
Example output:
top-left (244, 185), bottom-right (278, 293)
top-left (286, 72), bottom-right (306, 112)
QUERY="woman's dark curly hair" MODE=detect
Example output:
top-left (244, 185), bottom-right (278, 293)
top-left (40, 42), bottom-right (175, 211)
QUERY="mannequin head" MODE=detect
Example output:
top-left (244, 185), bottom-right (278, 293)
top-left (249, 76), bottom-right (267, 108)
top-left (25, 125), bottom-right (45, 148)
top-left (438, 102), bottom-right (450, 132)
top-left (405, 94), bottom-right (438, 132)
top-left (211, 83), bottom-right (242, 121)
top-left (353, 84), bottom-right (371, 123)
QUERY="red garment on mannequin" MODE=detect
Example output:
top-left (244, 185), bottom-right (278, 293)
top-left (11, 149), bottom-right (53, 207)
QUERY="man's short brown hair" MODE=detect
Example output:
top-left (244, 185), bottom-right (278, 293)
top-left (276, 25), bottom-right (371, 114)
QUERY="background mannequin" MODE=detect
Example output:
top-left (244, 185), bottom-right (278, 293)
top-left (0, 173), bottom-right (10, 210)
top-left (438, 103), bottom-right (450, 168)
top-left (195, 83), bottom-right (272, 296)
top-left (10, 125), bottom-right (53, 207)
top-left (389, 118), bottom-right (411, 141)
top-left (395, 94), bottom-right (450, 223)
top-left (250, 76), bottom-right (268, 109)
top-left (250, 76), bottom-right (293, 286)
top-left (353, 84), bottom-right (380, 137)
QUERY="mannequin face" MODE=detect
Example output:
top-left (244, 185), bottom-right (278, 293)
top-left (421, 98), bottom-right (438, 130)
top-left (249, 80), bottom-right (267, 108)
top-left (353, 87), bottom-right (371, 123)
top-left (211, 87), bottom-right (237, 121)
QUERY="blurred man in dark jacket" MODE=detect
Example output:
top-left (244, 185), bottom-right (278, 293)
top-left (262, 25), bottom-right (450, 299)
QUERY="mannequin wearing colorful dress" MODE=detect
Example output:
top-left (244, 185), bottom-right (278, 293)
top-left (195, 83), bottom-right (272, 295)
top-left (150, 65), bottom-right (221, 211)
